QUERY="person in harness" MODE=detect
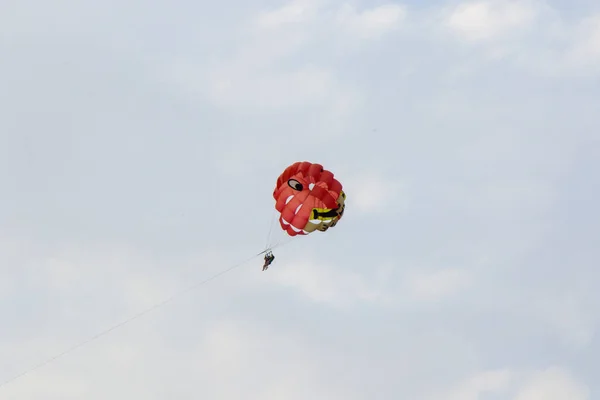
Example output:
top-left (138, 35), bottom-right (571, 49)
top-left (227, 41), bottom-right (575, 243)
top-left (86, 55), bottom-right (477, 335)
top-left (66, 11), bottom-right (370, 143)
top-left (262, 251), bottom-right (275, 271)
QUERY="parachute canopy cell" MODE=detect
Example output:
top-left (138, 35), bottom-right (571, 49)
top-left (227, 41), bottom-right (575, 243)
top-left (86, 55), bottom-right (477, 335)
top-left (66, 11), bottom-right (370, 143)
top-left (273, 161), bottom-right (346, 236)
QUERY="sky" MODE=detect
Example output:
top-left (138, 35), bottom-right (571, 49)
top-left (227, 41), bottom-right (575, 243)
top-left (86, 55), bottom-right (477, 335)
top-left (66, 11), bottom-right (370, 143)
top-left (1, 0), bottom-right (599, 398)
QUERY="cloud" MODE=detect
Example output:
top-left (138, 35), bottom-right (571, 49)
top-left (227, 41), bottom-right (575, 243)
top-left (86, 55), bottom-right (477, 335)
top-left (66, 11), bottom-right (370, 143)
top-left (1, 316), bottom-right (353, 400)
top-left (164, 18), bottom-right (359, 120)
top-left (404, 268), bottom-right (473, 302)
top-left (563, 14), bottom-right (600, 73)
top-left (194, 319), bottom-right (333, 399)
top-left (344, 172), bottom-right (408, 215)
top-left (253, 0), bottom-right (406, 39)
top-left (444, 0), bottom-right (539, 42)
top-left (33, 244), bottom-right (186, 313)
top-left (434, 0), bottom-right (600, 76)
top-left (263, 259), bottom-right (473, 308)
top-left (514, 366), bottom-right (590, 400)
top-left (162, 0), bottom-right (409, 115)
top-left (431, 369), bottom-right (513, 400)
top-left (429, 366), bottom-right (590, 400)
top-left (253, 0), bottom-right (320, 28)
top-left (265, 260), bottom-right (390, 307)
top-left (528, 291), bottom-right (596, 349)
top-left (335, 3), bottom-right (407, 39)
top-left (204, 63), bottom-right (337, 110)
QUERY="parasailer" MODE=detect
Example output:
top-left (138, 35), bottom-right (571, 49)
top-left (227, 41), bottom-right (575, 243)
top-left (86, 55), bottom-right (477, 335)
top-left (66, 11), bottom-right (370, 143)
top-left (262, 251), bottom-right (275, 271)
top-left (273, 161), bottom-right (346, 236)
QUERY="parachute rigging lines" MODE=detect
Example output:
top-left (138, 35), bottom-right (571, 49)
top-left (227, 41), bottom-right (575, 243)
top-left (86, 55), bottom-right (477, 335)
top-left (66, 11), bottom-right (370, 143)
top-left (263, 208), bottom-right (293, 253)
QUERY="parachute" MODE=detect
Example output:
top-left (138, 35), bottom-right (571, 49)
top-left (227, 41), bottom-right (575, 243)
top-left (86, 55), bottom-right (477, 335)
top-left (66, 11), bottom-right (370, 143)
top-left (273, 161), bottom-right (346, 236)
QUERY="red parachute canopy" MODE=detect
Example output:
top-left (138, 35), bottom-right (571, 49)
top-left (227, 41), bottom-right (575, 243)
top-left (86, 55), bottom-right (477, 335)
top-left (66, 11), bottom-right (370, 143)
top-left (273, 161), bottom-right (346, 236)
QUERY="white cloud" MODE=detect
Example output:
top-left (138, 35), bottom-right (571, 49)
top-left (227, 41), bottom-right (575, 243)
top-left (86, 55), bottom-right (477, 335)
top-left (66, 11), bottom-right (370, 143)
top-left (264, 260), bottom-right (473, 307)
top-left (2, 317), bottom-right (348, 400)
top-left (445, 0), bottom-right (539, 42)
top-left (431, 369), bottom-right (513, 400)
top-left (0, 236), bottom-right (22, 300)
top-left (344, 172), bottom-right (408, 215)
top-left (0, 238), bottom-right (212, 341)
top-left (436, 0), bottom-right (600, 76)
top-left (1, 371), bottom-right (89, 399)
top-left (404, 268), bottom-right (473, 302)
top-left (254, 0), bottom-right (406, 39)
top-left (178, 318), bottom-right (350, 400)
top-left (38, 245), bottom-right (184, 313)
top-left (265, 260), bottom-right (391, 307)
top-left (428, 366), bottom-right (591, 400)
top-left (562, 14), bottom-right (600, 73)
top-left (165, 5), bottom-right (360, 117)
top-left (335, 3), bottom-right (407, 39)
top-left (514, 366), bottom-right (590, 400)
top-left (528, 291), bottom-right (596, 349)
top-left (206, 64), bottom-right (336, 110)
top-left (162, 1), bottom-right (407, 113)
top-left (254, 0), bottom-right (320, 28)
